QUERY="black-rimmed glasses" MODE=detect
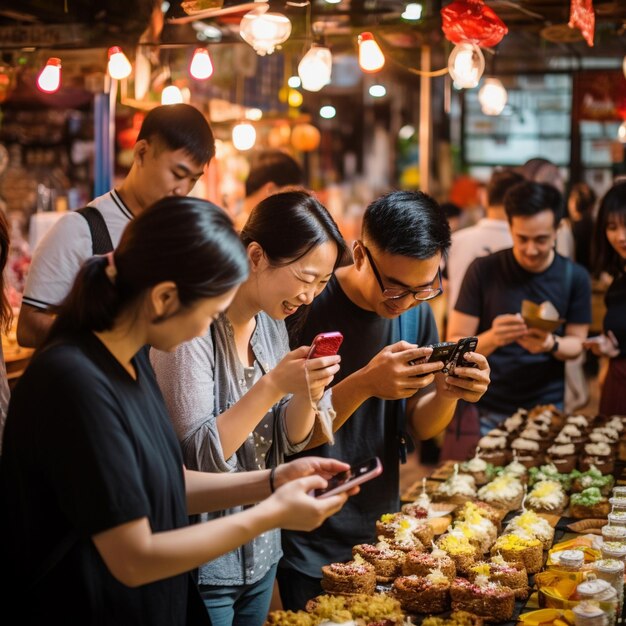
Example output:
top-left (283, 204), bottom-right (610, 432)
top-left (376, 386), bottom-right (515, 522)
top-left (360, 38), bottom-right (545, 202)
top-left (362, 245), bottom-right (443, 301)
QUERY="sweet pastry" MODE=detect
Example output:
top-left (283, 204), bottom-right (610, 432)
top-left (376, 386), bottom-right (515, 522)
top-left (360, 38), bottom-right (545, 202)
top-left (558, 424), bottom-right (586, 447)
top-left (321, 555), bottom-right (377, 596)
top-left (528, 463), bottom-right (572, 490)
top-left (579, 442), bottom-right (614, 473)
top-left (402, 547), bottom-right (456, 580)
top-left (500, 459), bottom-right (528, 484)
top-left (450, 577), bottom-right (515, 623)
top-left (569, 487), bottom-right (611, 520)
top-left (510, 438), bottom-right (543, 468)
top-left (491, 533), bottom-right (544, 574)
top-left (449, 509), bottom-right (498, 553)
top-left (526, 480), bottom-right (568, 515)
top-left (502, 410), bottom-right (526, 436)
top-left (433, 473), bottom-right (477, 505)
top-left (528, 404), bottom-right (565, 429)
top-left (400, 502), bottom-right (429, 519)
top-left (504, 510), bottom-right (555, 550)
top-left (437, 533), bottom-right (478, 575)
top-left (571, 466), bottom-right (615, 496)
top-left (468, 560), bottom-right (529, 600)
top-left (589, 426), bottom-right (620, 445)
top-left (304, 593), bottom-right (405, 625)
top-left (545, 443), bottom-right (577, 474)
top-left (455, 501), bottom-right (507, 529)
top-left (476, 435), bottom-right (508, 466)
top-left (477, 474), bottom-right (525, 511)
top-left (264, 610), bottom-right (316, 625)
top-left (392, 571), bottom-right (451, 614)
top-left (517, 426), bottom-right (551, 451)
top-left (376, 513), bottom-right (434, 547)
top-left (422, 611), bottom-right (485, 626)
top-left (353, 538), bottom-right (406, 584)
top-left (460, 454), bottom-right (496, 486)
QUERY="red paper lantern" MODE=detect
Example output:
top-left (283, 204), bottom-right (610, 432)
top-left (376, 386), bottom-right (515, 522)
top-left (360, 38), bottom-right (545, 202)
top-left (291, 123), bottom-right (321, 152)
top-left (440, 0), bottom-right (508, 48)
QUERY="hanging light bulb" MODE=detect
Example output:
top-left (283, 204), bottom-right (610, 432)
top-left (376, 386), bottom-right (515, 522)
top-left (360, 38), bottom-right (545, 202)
top-left (232, 122), bottom-right (256, 151)
top-left (161, 85), bottom-right (184, 105)
top-left (618, 121), bottom-right (626, 143)
top-left (358, 32), bottom-right (385, 73)
top-left (448, 42), bottom-right (484, 89)
top-left (37, 57), bottom-right (62, 93)
top-left (402, 3), bottom-right (423, 20)
top-left (240, 5), bottom-right (292, 56)
top-left (189, 48), bottom-right (213, 80)
top-left (298, 45), bottom-right (332, 92)
top-left (107, 46), bottom-right (132, 80)
top-left (478, 78), bottom-right (507, 115)
top-left (320, 105), bottom-right (336, 119)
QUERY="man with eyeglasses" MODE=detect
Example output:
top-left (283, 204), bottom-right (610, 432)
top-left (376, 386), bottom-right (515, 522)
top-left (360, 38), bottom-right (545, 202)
top-left (277, 190), bottom-right (491, 611)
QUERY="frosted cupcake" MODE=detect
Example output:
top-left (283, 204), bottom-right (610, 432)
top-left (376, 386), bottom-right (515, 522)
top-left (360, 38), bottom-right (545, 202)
top-left (545, 443), bottom-right (577, 473)
top-left (526, 480), bottom-right (568, 515)
top-left (476, 435), bottom-right (508, 466)
top-left (580, 442), bottom-right (614, 473)
top-left (510, 438), bottom-right (543, 468)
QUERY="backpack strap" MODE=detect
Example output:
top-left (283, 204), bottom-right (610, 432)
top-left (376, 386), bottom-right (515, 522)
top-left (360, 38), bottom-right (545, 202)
top-left (392, 306), bottom-right (421, 463)
top-left (76, 206), bottom-right (114, 255)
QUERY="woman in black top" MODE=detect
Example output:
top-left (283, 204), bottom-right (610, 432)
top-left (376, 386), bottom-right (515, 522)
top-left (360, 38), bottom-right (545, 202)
top-left (585, 181), bottom-right (626, 415)
top-left (0, 196), bottom-right (352, 626)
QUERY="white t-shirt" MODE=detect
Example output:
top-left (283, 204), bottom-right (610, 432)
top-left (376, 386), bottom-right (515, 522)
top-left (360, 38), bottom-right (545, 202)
top-left (446, 218), bottom-right (513, 315)
top-left (22, 190), bottom-right (133, 310)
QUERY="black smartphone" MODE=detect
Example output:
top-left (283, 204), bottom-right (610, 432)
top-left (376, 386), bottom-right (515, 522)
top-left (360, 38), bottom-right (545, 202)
top-left (409, 337), bottom-right (479, 375)
top-left (311, 457), bottom-right (383, 499)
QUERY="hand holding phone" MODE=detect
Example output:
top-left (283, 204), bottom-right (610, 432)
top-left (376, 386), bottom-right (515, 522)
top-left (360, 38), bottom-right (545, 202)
top-left (409, 337), bottom-right (479, 375)
top-left (312, 457), bottom-right (382, 498)
top-left (307, 331), bottom-right (344, 359)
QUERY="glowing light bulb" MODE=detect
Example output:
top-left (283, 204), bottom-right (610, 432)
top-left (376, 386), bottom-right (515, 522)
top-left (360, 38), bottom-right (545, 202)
top-left (369, 84), bottom-right (387, 97)
top-left (298, 46), bottom-right (332, 92)
top-left (320, 105), bottom-right (336, 119)
top-left (107, 46), bottom-right (132, 80)
top-left (232, 122), bottom-right (256, 151)
top-left (478, 78), bottom-right (507, 115)
top-left (618, 121), bottom-right (626, 143)
top-left (189, 48), bottom-right (213, 80)
top-left (245, 108), bottom-right (263, 121)
top-left (287, 88), bottom-right (303, 108)
top-left (240, 6), bottom-right (292, 56)
top-left (448, 42), bottom-right (484, 89)
top-left (402, 3), bottom-right (422, 20)
top-left (161, 85), bottom-right (184, 105)
top-left (288, 75), bottom-right (301, 88)
top-left (358, 32), bottom-right (385, 73)
top-left (37, 58), bottom-right (61, 93)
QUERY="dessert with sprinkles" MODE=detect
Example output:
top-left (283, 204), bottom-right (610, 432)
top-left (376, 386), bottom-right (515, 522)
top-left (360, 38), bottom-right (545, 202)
top-left (392, 570), bottom-right (451, 614)
top-left (321, 554), bottom-right (377, 596)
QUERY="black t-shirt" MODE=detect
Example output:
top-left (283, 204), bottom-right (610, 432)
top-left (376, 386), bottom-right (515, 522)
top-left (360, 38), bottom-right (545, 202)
top-left (0, 332), bottom-right (207, 626)
top-left (455, 249), bottom-right (591, 414)
top-left (604, 273), bottom-right (626, 358)
top-left (282, 275), bottom-right (439, 577)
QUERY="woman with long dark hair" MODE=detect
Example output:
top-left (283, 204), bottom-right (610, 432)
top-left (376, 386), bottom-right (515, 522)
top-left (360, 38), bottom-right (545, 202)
top-left (585, 181), bottom-right (626, 415)
top-left (0, 209), bottom-right (13, 452)
top-left (0, 196), bottom-right (353, 626)
top-left (151, 190), bottom-right (349, 625)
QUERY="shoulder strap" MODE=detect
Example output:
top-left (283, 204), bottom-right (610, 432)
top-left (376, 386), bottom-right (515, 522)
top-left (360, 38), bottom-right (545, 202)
top-left (76, 206), bottom-right (114, 255)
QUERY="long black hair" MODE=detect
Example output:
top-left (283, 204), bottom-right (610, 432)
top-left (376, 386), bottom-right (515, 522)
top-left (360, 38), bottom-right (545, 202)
top-left (240, 189), bottom-right (350, 271)
top-left (47, 197), bottom-right (248, 342)
top-left (0, 210), bottom-right (12, 334)
top-left (592, 181), bottom-right (626, 279)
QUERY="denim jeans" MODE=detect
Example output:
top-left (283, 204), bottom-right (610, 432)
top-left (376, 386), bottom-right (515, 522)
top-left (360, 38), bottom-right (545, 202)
top-left (199, 563), bottom-right (278, 626)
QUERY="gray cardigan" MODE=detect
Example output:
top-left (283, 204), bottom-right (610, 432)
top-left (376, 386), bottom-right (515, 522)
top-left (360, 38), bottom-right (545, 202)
top-left (150, 312), bottom-right (312, 586)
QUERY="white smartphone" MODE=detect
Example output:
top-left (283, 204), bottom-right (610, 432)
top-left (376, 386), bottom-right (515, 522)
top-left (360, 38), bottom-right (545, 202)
top-left (312, 457), bottom-right (383, 499)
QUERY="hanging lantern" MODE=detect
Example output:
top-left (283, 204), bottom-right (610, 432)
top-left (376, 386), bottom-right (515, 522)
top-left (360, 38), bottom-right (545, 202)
top-left (358, 32), bottom-right (385, 73)
top-left (189, 48), bottom-right (214, 80)
top-left (267, 122), bottom-right (291, 148)
top-left (298, 46), bottom-right (332, 92)
top-left (448, 42), bottom-right (484, 89)
top-left (107, 46), bottom-right (132, 80)
top-left (240, 4), bottom-right (292, 56)
top-left (161, 85), bottom-right (184, 105)
top-left (232, 122), bottom-right (256, 151)
top-left (37, 58), bottom-right (62, 93)
top-left (478, 78), bottom-right (507, 115)
top-left (568, 0), bottom-right (595, 47)
top-left (291, 123), bottom-right (321, 152)
top-left (441, 0), bottom-right (508, 48)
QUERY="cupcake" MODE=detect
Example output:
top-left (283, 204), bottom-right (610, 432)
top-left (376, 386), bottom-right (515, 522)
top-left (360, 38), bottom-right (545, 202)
top-left (449, 510), bottom-right (498, 554)
top-left (510, 437), bottom-right (543, 468)
top-left (450, 577), bottom-right (515, 623)
top-left (502, 409), bottom-right (526, 436)
top-left (393, 571), bottom-right (451, 614)
top-left (528, 464), bottom-right (572, 490)
top-left (579, 442), bottom-right (614, 473)
top-left (571, 466), bottom-right (615, 495)
top-left (518, 426), bottom-right (551, 452)
top-left (526, 480), bottom-right (568, 515)
top-left (376, 513), bottom-right (434, 548)
top-left (529, 404), bottom-right (565, 430)
top-left (476, 435), bottom-right (509, 466)
top-left (455, 501), bottom-right (507, 529)
top-left (504, 510), bottom-right (555, 550)
top-left (468, 560), bottom-right (529, 600)
top-left (321, 556), bottom-right (377, 595)
top-left (545, 443), bottom-right (577, 473)
top-left (459, 454), bottom-right (496, 486)
top-left (477, 475), bottom-right (525, 511)
top-left (437, 533), bottom-right (479, 575)
top-left (559, 424), bottom-right (586, 448)
top-left (490, 533), bottom-right (544, 573)
top-left (569, 487), bottom-right (611, 520)
top-left (403, 547), bottom-right (456, 580)
top-left (566, 414), bottom-right (593, 431)
top-left (353, 538), bottom-right (406, 584)
top-left (500, 459), bottom-right (528, 484)
top-left (433, 473), bottom-right (477, 506)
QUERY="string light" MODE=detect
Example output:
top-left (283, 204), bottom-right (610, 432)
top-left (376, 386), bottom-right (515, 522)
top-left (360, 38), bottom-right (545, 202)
top-left (618, 121), bottom-right (626, 143)
top-left (161, 85), bottom-right (183, 104)
top-left (320, 105), bottom-right (336, 119)
top-left (189, 48), bottom-right (213, 80)
top-left (369, 84), bottom-right (387, 97)
top-left (478, 78), bottom-right (507, 115)
top-left (107, 46), bottom-right (132, 80)
top-left (358, 32), bottom-right (385, 73)
top-left (287, 75), bottom-right (301, 88)
top-left (298, 45), bottom-right (332, 92)
top-left (37, 57), bottom-right (62, 93)
top-left (232, 122), bottom-right (256, 151)
top-left (240, 5), bottom-right (292, 56)
top-left (402, 3), bottom-right (423, 20)
top-left (448, 42), bottom-right (484, 89)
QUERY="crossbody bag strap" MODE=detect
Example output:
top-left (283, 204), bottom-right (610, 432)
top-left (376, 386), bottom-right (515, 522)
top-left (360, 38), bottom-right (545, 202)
top-left (76, 206), bottom-right (114, 255)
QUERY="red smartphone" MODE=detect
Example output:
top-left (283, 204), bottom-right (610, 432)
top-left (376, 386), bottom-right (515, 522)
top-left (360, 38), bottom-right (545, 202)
top-left (312, 457), bottom-right (383, 499)
top-left (307, 331), bottom-right (344, 359)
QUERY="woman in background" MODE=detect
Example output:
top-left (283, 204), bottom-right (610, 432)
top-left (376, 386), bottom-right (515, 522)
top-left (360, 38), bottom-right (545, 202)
top-left (585, 181), bottom-right (626, 415)
top-left (0, 209), bottom-right (12, 452)
top-left (0, 196), bottom-right (353, 626)
top-left (568, 182), bottom-right (596, 272)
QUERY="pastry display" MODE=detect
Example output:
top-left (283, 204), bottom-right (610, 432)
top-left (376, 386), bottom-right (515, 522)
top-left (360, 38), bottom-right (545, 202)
top-left (376, 513), bottom-right (434, 548)
top-left (503, 510), bottom-right (554, 550)
top-left (579, 442), bottom-right (615, 473)
top-left (437, 533), bottom-right (478, 575)
top-left (321, 556), bottom-right (376, 595)
top-left (352, 538), bottom-right (406, 584)
top-left (459, 453), bottom-right (496, 486)
top-left (510, 437), bottom-right (543, 468)
top-left (455, 501), bottom-right (507, 529)
top-left (467, 561), bottom-right (529, 600)
top-left (450, 577), bottom-right (515, 622)
top-left (525, 480), bottom-right (568, 515)
top-left (490, 534), bottom-right (544, 573)
top-left (545, 443), bottom-right (577, 473)
top-left (476, 435), bottom-right (508, 466)
top-left (571, 466), bottom-right (615, 495)
top-left (302, 593), bottom-right (405, 625)
top-left (449, 509), bottom-right (498, 553)
top-left (499, 459), bottom-right (528, 484)
top-left (422, 611), bottom-right (485, 626)
top-left (569, 487), bottom-right (611, 519)
top-left (477, 475), bottom-right (524, 511)
top-left (392, 571), bottom-right (451, 614)
top-left (402, 547), bottom-right (456, 580)
top-left (433, 472), bottom-right (477, 505)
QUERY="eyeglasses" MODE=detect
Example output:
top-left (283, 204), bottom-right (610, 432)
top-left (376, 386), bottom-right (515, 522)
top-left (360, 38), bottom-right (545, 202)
top-left (362, 245), bottom-right (443, 301)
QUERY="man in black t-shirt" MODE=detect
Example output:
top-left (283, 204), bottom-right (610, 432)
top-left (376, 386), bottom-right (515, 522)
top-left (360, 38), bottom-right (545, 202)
top-left (448, 181), bottom-right (591, 433)
top-left (277, 191), bottom-right (492, 610)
